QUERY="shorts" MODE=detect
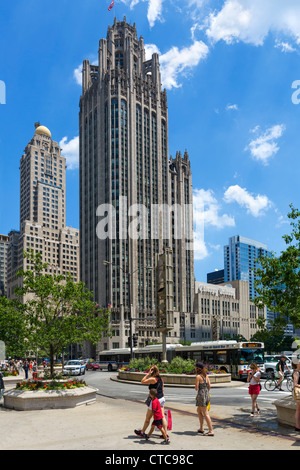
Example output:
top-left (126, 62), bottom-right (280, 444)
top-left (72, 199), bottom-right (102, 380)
top-left (249, 384), bottom-right (260, 395)
top-left (152, 419), bottom-right (163, 429)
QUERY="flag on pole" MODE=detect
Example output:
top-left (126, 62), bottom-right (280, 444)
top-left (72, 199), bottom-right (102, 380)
top-left (108, 0), bottom-right (114, 10)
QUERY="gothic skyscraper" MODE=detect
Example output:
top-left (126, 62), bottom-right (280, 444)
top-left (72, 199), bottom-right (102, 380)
top-left (79, 18), bottom-right (195, 352)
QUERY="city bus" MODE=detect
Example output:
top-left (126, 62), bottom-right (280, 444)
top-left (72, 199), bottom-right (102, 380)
top-left (173, 341), bottom-right (264, 379)
top-left (98, 348), bottom-right (132, 371)
top-left (98, 340), bottom-right (264, 379)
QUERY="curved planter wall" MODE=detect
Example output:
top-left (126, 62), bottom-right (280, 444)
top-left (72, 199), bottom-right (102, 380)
top-left (273, 396), bottom-right (297, 428)
top-left (118, 371), bottom-right (231, 385)
top-left (4, 386), bottom-right (97, 411)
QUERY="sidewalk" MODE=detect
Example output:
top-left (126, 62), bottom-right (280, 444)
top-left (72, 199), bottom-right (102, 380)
top-left (1, 393), bottom-right (300, 450)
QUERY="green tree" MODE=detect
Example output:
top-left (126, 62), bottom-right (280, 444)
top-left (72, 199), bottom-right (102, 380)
top-left (2, 250), bottom-right (111, 377)
top-left (251, 318), bottom-right (295, 354)
top-left (253, 204), bottom-right (300, 330)
top-left (0, 296), bottom-right (28, 357)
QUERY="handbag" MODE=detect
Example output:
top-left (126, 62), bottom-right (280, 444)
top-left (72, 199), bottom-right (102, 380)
top-left (293, 387), bottom-right (300, 401)
top-left (145, 395), bottom-right (152, 407)
top-left (207, 394), bottom-right (211, 411)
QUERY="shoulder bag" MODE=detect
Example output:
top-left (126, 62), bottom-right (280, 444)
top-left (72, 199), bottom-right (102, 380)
top-left (293, 387), bottom-right (300, 401)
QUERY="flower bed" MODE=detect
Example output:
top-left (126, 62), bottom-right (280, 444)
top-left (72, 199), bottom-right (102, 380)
top-left (1, 369), bottom-right (18, 377)
top-left (16, 378), bottom-right (86, 391)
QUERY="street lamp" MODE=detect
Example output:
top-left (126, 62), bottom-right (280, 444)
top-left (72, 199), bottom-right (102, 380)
top-left (103, 260), bottom-right (153, 359)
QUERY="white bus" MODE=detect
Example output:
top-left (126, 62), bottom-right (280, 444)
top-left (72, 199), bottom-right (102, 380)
top-left (98, 340), bottom-right (264, 379)
top-left (98, 348), bottom-right (132, 371)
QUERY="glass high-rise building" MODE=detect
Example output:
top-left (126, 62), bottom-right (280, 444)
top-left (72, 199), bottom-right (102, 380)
top-left (79, 18), bottom-right (195, 351)
top-left (224, 235), bottom-right (271, 300)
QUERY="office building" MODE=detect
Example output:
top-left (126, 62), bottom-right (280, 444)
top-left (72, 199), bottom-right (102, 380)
top-left (0, 235), bottom-right (9, 296)
top-left (194, 280), bottom-right (266, 341)
top-left (207, 269), bottom-right (224, 285)
top-left (224, 235), bottom-right (271, 300)
top-left (7, 123), bottom-right (79, 300)
top-left (79, 18), bottom-right (194, 352)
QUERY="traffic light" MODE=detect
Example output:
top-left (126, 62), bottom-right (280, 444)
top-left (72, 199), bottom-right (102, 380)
top-left (133, 335), bottom-right (138, 347)
top-left (128, 336), bottom-right (132, 347)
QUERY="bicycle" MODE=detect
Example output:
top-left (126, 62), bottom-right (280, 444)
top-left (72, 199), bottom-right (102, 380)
top-left (264, 374), bottom-right (293, 392)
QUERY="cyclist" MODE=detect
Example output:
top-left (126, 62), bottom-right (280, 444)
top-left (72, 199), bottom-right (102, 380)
top-left (276, 355), bottom-right (291, 391)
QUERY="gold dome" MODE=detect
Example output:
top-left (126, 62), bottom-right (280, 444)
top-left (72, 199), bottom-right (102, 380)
top-left (35, 125), bottom-right (51, 138)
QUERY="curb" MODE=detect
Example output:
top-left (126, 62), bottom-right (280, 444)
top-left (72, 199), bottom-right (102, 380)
top-left (110, 375), bottom-right (243, 388)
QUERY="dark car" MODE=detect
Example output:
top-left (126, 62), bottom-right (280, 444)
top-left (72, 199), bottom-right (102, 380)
top-left (86, 362), bottom-right (100, 371)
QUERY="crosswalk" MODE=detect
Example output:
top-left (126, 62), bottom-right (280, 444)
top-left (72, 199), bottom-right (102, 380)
top-left (130, 387), bottom-right (292, 405)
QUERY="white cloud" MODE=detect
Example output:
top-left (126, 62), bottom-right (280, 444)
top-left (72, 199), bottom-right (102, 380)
top-left (193, 188), bottom-right (235, 260)
top-left (246, 124), bottom-right (285, 165)
top-left (146, 40), bottom-right (209, 89)
top-left (224, 185), bottom-right (271, 217)
top-left (226, 103), bottom-right (238, 111)
top-left (159, 40), bottom-right (209, 89)
top-left (206, 0), bottom-right (300, 47)
top-left (73, 65), bottom-right (82, 86)
top-left (194, 188), bottom-right (235, 228)
top-left (59, 136), bottom-right (79, 170)
top-left (147, 0), bottom-right (165, 28)
top-left (275, 41), bottom-right (296, 53)
top-left (144, 43), bottom-right (160, 60)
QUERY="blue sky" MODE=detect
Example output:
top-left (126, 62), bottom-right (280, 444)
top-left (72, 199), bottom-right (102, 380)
top-left (1, 0), bottom-right (300, 282)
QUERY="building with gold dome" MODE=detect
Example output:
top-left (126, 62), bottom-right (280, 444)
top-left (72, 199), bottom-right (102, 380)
top-left (6, 122), bottom-right (80, 300)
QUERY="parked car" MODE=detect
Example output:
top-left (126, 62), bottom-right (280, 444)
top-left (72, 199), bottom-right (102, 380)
top-left (261, 355), bottom-right (292, 379)
top-left (63, 360), bottom-right (86, 376)
top-left (86, 362), bottom-right (100, 371)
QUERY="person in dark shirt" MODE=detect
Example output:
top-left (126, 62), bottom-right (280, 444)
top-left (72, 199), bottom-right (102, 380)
top-left (0, 371), bottom-right (5, 402)
top-left (276, 355), bottom-right (290, 391)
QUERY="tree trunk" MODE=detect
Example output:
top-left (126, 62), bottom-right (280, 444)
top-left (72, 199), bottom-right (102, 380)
top-left (50, 343), bottom-right (55, 378)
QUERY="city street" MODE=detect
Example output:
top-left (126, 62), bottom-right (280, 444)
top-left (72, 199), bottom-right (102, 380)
top-left (84, 370), bottom-right (292, 413)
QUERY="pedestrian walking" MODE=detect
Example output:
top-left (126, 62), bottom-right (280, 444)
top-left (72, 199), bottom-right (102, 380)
top-left (23, 360), bottom-right (29, 380)
top-left (134, 365), bottom-right (168, 439)
top-left (276, 355), bottom-right (291, 390)
top-left (0, 371), bottom-right (5, 402)
top-left (140, 389), bottom-right (170, 445)
top-left (195, 362), bottom-right (214, 436)
top-left (292, 360), bottom-right (300, 432)
top-left (247, 362), bottom-right (261, 417)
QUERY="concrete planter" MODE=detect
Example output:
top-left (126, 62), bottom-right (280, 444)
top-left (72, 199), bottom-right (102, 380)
top-left (118, 370), bottom-right (231, 385)
top-left (3, 386), bottom-right (97, 411)
top-left (273, 396), bottom-right (297, 427)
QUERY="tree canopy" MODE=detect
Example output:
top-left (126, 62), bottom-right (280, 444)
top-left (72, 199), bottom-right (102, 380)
top-left (0, 250), bottom-right (111, 376)
top-left (254, 204), bottom-right (300, 330)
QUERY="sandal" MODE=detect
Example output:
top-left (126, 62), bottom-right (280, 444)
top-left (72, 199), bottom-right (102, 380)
top-left (198, 429), bottom-right (204, 434)
top-left (204, 432), bottom-right (214, 436)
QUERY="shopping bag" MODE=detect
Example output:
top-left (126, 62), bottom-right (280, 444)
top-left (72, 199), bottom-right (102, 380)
top-left (207, 394), bottom-right (211, 411)
top-left (165, 409), bottom-right (172, 431)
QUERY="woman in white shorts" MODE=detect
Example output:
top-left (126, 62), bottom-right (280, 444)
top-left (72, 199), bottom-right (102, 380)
top-left (134, 365), bottom-right (168, 438)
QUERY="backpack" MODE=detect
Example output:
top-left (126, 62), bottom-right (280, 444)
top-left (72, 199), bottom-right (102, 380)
top-left (276, 362), bottom-right (280, 371)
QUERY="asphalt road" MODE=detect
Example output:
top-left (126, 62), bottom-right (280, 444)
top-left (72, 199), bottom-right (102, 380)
top-left (84, 370), bottom-right (292, 412)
